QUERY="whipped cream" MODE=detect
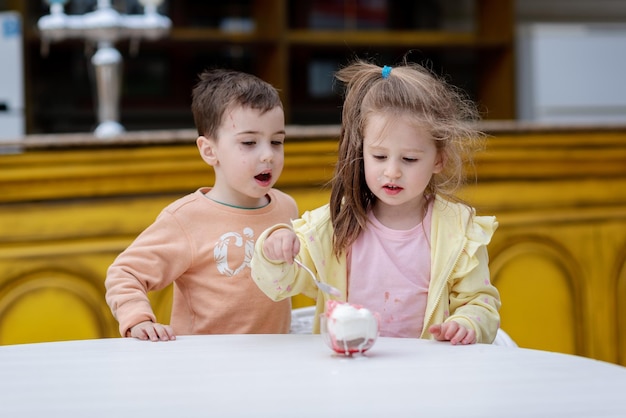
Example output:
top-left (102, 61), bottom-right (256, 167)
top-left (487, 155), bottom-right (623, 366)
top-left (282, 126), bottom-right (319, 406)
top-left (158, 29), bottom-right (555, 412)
top-left (326, 301), bottom-right (378, 341)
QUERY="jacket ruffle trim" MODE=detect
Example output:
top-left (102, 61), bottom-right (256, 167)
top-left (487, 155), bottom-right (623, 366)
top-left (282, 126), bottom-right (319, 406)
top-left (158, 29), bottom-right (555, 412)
top-left (454, 215), bottom-right (498, 276)
top-left (466, 215), bottom-right (498, 254)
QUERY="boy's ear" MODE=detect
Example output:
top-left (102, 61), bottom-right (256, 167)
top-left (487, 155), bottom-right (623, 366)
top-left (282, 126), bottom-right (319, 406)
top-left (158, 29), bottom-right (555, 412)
top-left (197, 136), bottom-right (218, 166)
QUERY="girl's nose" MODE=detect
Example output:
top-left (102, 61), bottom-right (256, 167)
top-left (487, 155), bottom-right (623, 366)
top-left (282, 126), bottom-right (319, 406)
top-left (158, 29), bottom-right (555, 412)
top-left (384, 161), bottom-right (401, 179)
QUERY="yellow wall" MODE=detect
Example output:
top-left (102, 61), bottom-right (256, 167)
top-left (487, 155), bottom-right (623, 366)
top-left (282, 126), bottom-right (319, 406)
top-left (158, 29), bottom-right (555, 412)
top-left (1, 126), bottom-right (625, 366)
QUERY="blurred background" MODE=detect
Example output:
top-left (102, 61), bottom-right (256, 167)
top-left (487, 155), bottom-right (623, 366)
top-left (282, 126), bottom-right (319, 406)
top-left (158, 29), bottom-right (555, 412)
top-left (2, 0), bottom-right (626, 137)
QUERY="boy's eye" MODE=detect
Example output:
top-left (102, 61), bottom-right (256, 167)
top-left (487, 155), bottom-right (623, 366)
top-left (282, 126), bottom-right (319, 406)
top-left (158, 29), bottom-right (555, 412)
top-left (271, 140), bottom-right (284, 146)
top-left (241, 141), bottom-right (256, 146)
top-left (404, 157), bottom-right (418, 162)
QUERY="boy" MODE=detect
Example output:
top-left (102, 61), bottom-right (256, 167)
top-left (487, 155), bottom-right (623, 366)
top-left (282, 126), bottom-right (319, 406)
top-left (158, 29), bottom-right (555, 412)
top-left (105, 69), bottom-right (298, 341)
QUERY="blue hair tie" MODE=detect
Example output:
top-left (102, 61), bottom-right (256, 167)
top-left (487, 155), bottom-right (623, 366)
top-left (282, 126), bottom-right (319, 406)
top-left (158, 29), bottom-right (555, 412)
top-left (381, 65), bottom-right (392, 79)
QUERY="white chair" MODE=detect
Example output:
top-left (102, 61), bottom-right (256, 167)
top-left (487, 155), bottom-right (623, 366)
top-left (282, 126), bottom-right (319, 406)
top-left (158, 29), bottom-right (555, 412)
top-left (290, 306), bottom-right (316, 334)
top-left (493, 329), bottom-right (518, 347)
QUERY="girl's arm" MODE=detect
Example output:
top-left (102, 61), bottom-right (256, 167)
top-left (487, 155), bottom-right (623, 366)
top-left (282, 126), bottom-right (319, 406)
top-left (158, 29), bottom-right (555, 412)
top-left (446, 237), bottom-right (501, 344)
top-left (250, 224), bottom-right (318, 301)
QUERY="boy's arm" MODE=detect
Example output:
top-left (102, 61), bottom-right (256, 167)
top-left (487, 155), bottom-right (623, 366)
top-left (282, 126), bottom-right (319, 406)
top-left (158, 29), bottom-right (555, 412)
top-left (105, 212), bottom-right (192, 337)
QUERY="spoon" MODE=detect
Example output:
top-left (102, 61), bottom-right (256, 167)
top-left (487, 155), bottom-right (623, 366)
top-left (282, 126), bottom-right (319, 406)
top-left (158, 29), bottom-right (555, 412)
top-left (294, 259), bottom-right (342, 297)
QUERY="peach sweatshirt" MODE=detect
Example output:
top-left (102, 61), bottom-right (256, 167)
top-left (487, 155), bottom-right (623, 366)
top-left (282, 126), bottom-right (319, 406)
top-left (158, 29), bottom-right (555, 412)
top-left (105, 187), bottom-right (298, 337)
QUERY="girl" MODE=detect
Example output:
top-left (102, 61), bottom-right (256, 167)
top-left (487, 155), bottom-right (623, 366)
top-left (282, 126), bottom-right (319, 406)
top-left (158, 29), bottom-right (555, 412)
top-left (251, 59), bottom-right (500, 344)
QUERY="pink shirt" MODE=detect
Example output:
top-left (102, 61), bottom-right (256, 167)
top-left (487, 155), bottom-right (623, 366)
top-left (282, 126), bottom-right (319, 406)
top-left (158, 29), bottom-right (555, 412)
top-left (348, 202), bottom-right (433, 337)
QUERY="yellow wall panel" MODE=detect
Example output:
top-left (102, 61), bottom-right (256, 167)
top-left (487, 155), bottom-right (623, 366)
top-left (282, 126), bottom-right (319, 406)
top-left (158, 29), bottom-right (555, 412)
top-left (0, 269), bottom-right (113, 344)
top-left (493, 247), bottom-right (578, 354)
top-left (616, 253), bottom-right (626, 366)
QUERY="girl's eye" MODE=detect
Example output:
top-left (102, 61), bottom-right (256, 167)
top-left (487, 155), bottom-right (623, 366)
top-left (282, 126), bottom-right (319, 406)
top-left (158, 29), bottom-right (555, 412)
top-left (271, 140), bottom-right (284, 146)
top-left (373, 155), bottom-right (386, 160)
top-left (404, 157), bottom-right (418, 162)
top-left (241, 141), bottom-right (256, 146)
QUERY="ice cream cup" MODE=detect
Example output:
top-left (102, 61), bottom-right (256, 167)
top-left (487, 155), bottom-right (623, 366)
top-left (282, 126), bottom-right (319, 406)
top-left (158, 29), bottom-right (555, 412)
top-left (320, 301), bottom-right (379, 356)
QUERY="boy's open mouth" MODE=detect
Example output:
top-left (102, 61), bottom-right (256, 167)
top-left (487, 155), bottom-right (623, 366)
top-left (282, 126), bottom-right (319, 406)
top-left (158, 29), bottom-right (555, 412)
top-left (255, 172), bottom-right (271, 182)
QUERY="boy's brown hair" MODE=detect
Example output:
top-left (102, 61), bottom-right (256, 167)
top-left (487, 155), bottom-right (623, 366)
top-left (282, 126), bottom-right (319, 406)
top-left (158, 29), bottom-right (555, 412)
top-left (191, 68), bottom-right (283, 138)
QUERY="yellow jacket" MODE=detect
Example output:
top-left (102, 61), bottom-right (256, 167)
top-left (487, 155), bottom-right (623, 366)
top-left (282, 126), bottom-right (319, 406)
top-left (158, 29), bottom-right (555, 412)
top-left (251, 196), bottom-right (501, 343)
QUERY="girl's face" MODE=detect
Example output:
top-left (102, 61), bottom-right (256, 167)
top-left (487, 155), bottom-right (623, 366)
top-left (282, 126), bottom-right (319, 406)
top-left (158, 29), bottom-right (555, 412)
top-left (362, 113), bottom-right (443, 220)
top-left (198, 105), bottom-right (286, 208)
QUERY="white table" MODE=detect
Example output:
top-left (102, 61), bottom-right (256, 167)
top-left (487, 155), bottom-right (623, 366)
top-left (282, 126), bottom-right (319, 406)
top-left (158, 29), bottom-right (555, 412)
top-left (1, 335), bottom-right (625, 417)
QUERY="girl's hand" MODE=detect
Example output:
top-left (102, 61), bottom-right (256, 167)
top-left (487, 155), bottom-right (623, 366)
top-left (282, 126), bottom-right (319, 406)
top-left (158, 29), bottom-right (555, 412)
top-left (263, 228), bottom-right (300, 264)
top-left (128, 320), bottom-right (176, 341)
top-left (428, 321), bottom-right (476, 345)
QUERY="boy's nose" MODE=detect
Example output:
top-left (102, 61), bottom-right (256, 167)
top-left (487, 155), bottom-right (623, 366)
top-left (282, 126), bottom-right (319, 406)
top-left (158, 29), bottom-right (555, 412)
top-left (260, 146), bottom-right (274, 163)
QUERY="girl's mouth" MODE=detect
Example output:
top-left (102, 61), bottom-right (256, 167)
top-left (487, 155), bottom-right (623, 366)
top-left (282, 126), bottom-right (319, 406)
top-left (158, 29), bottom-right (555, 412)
top-left (383, 184), bottom-right (402, 195)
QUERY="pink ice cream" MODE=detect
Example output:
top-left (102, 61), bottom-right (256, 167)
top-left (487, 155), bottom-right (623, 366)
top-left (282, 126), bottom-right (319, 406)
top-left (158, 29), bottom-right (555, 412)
top-left (322, 300), bottom-right (379, 355)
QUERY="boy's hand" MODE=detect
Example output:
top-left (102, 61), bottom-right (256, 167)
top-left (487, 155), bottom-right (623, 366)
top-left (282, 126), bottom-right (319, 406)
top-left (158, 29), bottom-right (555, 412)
top-left (128, 321), bottom-right (176, 341)
top-left (263, 228), bottom-right (300, 264)
top-left (429, 321), bottom-right (476, 345)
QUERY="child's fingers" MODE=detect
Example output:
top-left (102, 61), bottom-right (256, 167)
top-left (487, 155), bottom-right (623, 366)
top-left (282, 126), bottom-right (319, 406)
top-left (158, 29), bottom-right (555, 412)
top-left (263, 238), bottom-right (285, 262)
top-left (280, 238), bottom-right (296, 264)
top-left (428, 324), bottom-right (443, 339)
top-left (444, 322), bottom-right (460, 341)
top-left (291, 238), bottom-right (301, 259)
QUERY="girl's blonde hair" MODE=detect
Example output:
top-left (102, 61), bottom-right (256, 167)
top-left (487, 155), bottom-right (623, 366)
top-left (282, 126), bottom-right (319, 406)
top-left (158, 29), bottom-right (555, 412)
top-left (330, 58), bottom-right (485, 257)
